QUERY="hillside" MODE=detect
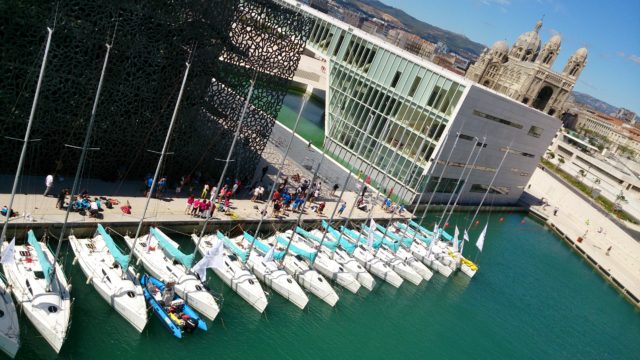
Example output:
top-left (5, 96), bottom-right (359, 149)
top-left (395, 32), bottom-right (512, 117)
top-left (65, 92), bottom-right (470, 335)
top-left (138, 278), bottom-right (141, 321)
top-left (571, 91), bottom-right (618, 115)
top-left (338, 0), bottom-right (485, 58)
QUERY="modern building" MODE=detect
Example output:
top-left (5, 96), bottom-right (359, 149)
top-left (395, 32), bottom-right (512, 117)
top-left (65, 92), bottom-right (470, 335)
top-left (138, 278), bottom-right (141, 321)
top-left (466, 19), bottom-right (588, 119)
top-left (276, 0), bottom-right (561, 205)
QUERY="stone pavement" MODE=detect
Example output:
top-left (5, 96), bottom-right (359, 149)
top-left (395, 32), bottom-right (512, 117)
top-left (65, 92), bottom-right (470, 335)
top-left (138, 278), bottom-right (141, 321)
top-left (525, 167), bottom-right (640, 307)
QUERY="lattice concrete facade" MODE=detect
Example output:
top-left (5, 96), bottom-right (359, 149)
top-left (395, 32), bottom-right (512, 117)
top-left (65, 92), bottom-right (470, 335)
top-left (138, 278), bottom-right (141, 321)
top-left (0, 0), bottom-right (312, 184)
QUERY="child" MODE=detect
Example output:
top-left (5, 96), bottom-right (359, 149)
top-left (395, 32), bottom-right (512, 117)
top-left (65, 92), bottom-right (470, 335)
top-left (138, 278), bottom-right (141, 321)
top-left (185, 195), bottom-right (195, 214)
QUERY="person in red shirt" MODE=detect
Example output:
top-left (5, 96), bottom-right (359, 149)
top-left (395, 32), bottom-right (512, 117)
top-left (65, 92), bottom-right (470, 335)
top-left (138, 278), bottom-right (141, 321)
top-left (272, 190), bottom-right (280, 202)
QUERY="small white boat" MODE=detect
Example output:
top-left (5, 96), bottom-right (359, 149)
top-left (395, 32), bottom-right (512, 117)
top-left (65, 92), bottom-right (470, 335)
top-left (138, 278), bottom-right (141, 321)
top-left (374, 246), bottom-right (422, 286)
top-left (426, 246), bottom-right (453, 277)
top-left (371, 225), bottom-right (433, 282)
top-left (239, 234), bottom-right (309, 310)
top-left (459, 257), bottom-right (478, 278)
top-left (395, 246), bottom-right (433, 281)
top-left (0, 279), bottom-right (19, 358)
top-left (2, 231), bottom-right (70, 353)
top-left (124, 228), bottom-right (220, 321)
top-left (191, 233), bottom-right (268, 313)
top-left (268, 234), bottom-right (339, 307)
top-left (284, 230), bottom-right (360, 294)
top-left (68, 225), bottom-right (147, 332)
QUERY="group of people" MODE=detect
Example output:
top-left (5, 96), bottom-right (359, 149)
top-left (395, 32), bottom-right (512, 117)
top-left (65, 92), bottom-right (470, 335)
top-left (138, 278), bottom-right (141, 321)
top-left (184, 179), bottom-right (242, 218)
top-left (381, 198), bottom-right (405, 215)
top-left (268, 177), bottom-right (325, 218)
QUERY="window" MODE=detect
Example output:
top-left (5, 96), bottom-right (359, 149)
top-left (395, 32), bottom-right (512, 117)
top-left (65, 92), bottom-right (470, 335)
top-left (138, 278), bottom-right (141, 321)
top-left (473, 110), bottom-right (523, 129)
top-left (500, 147), bottom-right (535, 158)
top-left (391, 71), bottom-right (401, 88)
top-left (333, 34), bottom-right (344, 56)
top-left (470, 184), bottom-right (510, 195)
top-left (476, 141), bottom-right (487, 148)
top-left (425, 177), bottom-right (464, 194)
top-left (458, 133), bottom-right (475, 141)
top-left (408, 76), bottom-right (422, 97)
top-left (528, 126), bottom-right (543, 138)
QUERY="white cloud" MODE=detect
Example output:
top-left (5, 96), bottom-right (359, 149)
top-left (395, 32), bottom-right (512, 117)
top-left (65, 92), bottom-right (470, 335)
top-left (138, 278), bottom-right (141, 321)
top-left (628, 54), bottom-right (640, 65)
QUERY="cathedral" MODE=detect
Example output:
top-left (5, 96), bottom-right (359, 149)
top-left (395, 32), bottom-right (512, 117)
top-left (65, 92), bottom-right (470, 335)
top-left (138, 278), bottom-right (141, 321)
top-left (465, 19), bottom-right (587, 119)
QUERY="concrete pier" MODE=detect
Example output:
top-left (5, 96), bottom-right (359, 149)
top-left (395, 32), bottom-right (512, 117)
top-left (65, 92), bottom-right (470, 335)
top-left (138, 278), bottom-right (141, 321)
top-left (523, 167), bottom-right (640, 309)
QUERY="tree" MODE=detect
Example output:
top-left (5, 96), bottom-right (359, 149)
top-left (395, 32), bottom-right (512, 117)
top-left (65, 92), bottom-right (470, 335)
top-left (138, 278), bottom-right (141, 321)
top-left (546, 150), bottom-right (556, 160)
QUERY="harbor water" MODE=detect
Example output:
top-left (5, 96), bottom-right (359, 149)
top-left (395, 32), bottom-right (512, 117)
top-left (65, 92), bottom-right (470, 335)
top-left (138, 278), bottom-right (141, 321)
top-left (12, 212), bottom-right (640, 359)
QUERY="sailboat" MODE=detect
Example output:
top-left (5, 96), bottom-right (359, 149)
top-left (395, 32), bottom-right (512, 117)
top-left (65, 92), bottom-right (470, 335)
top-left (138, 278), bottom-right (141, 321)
top-left (265, 232), bottom-right (339, 306)
top-left (124, 59), bottom-right (219, 321)
top-left (281, 229), bottom-right (360, 295)
top-left (191, 231), bottom-right (268, 313)
top-left (323, 223), bottom-right (403, 288)
top-left (240, 232), bottom-right (309, 309)
top-left (1, 27), bottom-right (69, 354)
top-left (304, 226), bottom-right (376, 291)
top-left (69, 226), bottom-right (147, 331)
top-left (353, 225), bottom-right (423, 286)
top-left (65, 32), bottom-right (147, 332)
top-left (0, 246), bottom-right (19, 358)
top-left (369, 223), bottom-right (432, 280)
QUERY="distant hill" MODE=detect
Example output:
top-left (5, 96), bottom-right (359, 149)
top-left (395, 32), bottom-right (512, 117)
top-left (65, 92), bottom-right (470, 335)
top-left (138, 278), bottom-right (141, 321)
top-left (571, 91), bottom-right (618, 115)
top-left (338, 0), bottom-right (485, 58)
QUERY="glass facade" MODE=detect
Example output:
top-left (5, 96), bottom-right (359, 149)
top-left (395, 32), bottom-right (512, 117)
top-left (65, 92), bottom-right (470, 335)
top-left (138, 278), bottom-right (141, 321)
top-left (302, 14), bottom-right (465, 194)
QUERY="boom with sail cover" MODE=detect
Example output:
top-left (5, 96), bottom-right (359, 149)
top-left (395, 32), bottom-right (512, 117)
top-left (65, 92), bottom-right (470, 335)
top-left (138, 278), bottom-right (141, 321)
top-left (216, 231), bottom-right (248, 262)
top-left (27, 231), bottom-right (53, 286)
top-left (321, 221), bottom-right (357, 254)
top-left (96, 225), bottom-right (129, 270)
top-left (275, 236), bottom-right (317, 263)
top-left (296, 227), bottom-right (338, 251)
top-left (243, 232), bottom-right (285, 260)
top-left (150, 227), bottom-right (194, 268)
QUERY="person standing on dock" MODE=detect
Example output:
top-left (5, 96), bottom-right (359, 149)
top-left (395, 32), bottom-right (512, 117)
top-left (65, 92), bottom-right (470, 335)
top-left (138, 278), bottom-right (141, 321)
top-left (201, 183), bottom-right (210, 199)
top-left (44, 174), bottom-right (54, 196)
top-left (606, 246), bottom-right (612, 256)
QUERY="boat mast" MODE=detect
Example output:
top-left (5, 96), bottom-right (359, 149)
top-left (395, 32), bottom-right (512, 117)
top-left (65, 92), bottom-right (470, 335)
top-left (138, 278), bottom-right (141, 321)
top-left (436, 136), bottom-right (479, 228)
top-left (397, 130), bottom-right (451, 244)
top-left (191, 74), bottom-right (256, 258)
top-left (443, 136), bottom-right (486, 229)
top-left (0, 28), bottom-right (53, 244)
top-left (244, 92), bottom-right (309, 263)
top-left (466, 144), bottom-right (511, 232)
top-left (49, 31), bottom-right (117, 289)
top-left (335, 115), bottom-right (388, 243)
top-left (130, 57), bottom-right (193, 254)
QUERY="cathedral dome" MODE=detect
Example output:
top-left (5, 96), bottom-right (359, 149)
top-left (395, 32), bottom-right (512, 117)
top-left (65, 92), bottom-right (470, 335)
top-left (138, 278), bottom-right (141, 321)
top-left (491, 40), bottom-right (509, 53)
top-left (513, 30), bottom-right (541, 53)
top-left (547, 34), bottom-right (561, 48)
top-left (574, 47), bottom-right (588, 59)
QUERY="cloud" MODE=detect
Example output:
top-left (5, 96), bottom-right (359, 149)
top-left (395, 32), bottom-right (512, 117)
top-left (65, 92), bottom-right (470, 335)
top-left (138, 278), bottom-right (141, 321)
top-left (628, 54), bottom-right (640, 65)
top-left (578, 79), bottom-right (598, 91)
top-left (479, 0), bottom-right (511, 6)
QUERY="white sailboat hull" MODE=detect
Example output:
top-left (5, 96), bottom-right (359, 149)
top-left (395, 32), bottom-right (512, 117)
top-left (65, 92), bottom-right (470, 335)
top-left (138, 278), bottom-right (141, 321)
top-left (68, 235), bottom-right (147, 332)
top-left (312, 252), bottom-right (360, 294)
top-left (3, 243), bottom-right (70, 353)
top-left (461, 263), bottom-right (477, 278)
top-left (191, 235), bottom-right (267, 313)
top-left (307, 229), bottom-right (376, 291)
top-left (282, 255), bottom-right (339, 307)
top-left (246, 251), bottom-right (308, 309)
top-left (124, 235), bottom-right (220, 321)
top-left (0, 281), bottom-right (19, 358)
top-left (396, 247), bottom-right (433, 281)
top-left (376, 248), bottom-right (422, 286)
top-left (353, 246), bottom-right (403, 288)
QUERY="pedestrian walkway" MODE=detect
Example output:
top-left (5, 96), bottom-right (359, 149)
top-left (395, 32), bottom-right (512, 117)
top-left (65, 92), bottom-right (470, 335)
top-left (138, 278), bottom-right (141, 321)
top-left (524, 167), bottom-right (640, 308)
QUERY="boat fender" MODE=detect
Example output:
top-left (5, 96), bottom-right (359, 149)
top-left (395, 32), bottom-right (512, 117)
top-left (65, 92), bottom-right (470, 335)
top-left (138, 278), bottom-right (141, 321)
top-left (67, 284), bottom-right (73, 292)
top-left (136, 258), bottom-right (142, 266)
top-left (72, 257), bottom-right (78, 265)
top-left (86, 276), bottom-right (93, 285)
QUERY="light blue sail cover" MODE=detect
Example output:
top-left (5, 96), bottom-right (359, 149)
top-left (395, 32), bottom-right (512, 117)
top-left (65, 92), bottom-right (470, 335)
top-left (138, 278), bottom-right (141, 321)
top-left (216, 230), bottom-right (248, 262)
top-left (374, 223), bottom-right (412, 248)
top-left (395, 222), bottom-right (432, 245)
top-left (242, 232), bottom-right (285, 261)
top-left (275, 235), bottom-right (317, 262)
top-left (321, 221), bottom-right (357, 254)
top-left (150, 227), bottom-right (194, 268)
top-left (340, 226), bottom-right (384, 248)
top-left (361, 225), bottom-right (400, 252)
top-left (27, 230), bottom-right (53, 285)
top-left (408, 220), bottom-right (453, 242)
top-left (295, 226), bottom-right (338, 251)
top-left (97, 224), bottom-right (129, 270)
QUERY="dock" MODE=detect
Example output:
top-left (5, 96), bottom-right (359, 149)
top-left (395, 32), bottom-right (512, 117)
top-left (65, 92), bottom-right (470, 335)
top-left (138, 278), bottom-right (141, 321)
top-left (523, 167), bottom-right (640, 310)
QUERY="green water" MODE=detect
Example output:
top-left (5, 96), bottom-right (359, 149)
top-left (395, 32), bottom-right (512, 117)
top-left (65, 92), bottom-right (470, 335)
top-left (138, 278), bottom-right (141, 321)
top-left (13, 212), bottom-right (640, 359)
top-left (277, 90), bottom-right (325, 148)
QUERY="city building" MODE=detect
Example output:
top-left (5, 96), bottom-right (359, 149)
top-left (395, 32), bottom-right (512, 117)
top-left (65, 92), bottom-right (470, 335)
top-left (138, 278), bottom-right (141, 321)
top-left (615, 108), bottom-right (637, 125)
top-left (466, 19), bottom-right (587, 119)
top-left (569, 108), bottom-right (640, 159)
top-left (276, 0), bottom-right (561, 205)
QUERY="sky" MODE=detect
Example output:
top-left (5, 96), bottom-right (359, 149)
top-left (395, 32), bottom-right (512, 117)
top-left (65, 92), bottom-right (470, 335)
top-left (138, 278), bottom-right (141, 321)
top-left (380, 0), bottom-right (640, 115)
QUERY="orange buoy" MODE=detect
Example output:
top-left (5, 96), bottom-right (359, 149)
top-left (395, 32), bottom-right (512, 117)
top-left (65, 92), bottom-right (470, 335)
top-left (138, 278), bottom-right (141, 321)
top-left (475, 220), bottom-right (480, 225)
top-left (521, 219), bottom-right (526, 224)
top-left (499, 217), bottom-right (504, 222)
